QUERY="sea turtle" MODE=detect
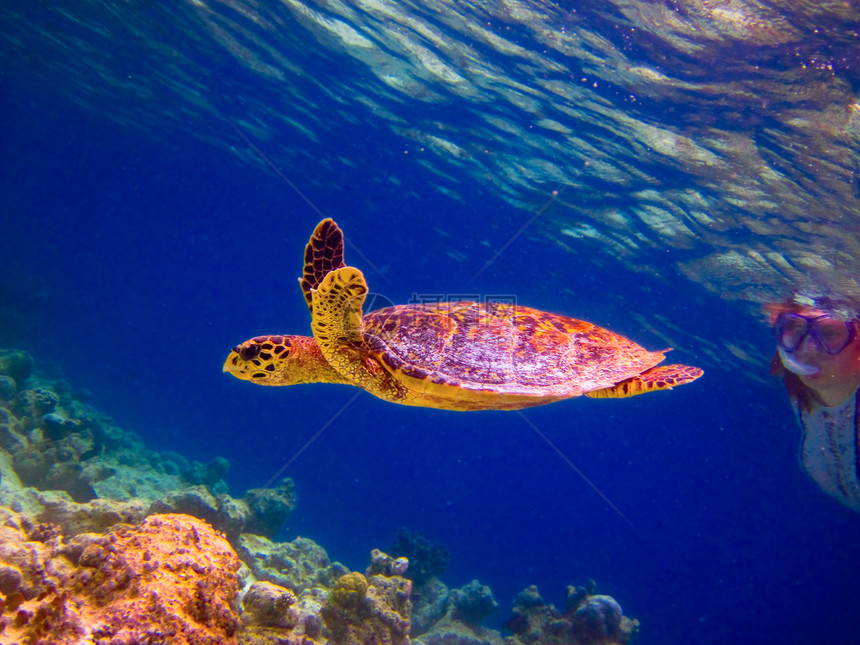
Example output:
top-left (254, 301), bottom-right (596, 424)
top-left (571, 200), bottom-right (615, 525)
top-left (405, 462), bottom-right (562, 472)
top-left (223, 219), bottom-right (703, 411)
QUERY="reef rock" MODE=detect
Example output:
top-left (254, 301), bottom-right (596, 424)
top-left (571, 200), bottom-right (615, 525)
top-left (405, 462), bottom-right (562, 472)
top-left (0, 349), bottom-right (34, 385)
top-left (414, 628), bottom-right (510, 645)
top-left (503, 584), bottom-right (638, 645)
top-left (237, 579), bottom-right (330, 644)
top-left (237, 533), bottom-right (347, 594)
top-left (0, 351), bottom-right (301, 552)
top-left (412, 578), bottom-right (508, 645)
top-left (367, 547), bottom-right (409, 578)
top-left (389, 527), bottom-right (449, 585)
top-left (0, 510), bottom-right (242, 644)
top-left (242, 581), bottom-right (299, 628)
top-left (411, 576), bottom-right (450, 636)
top-left (149, 485), bottom-right (247, 541)
top-left (0, 407), bottom-right (24, 452)
top-left (242, 478), bottom-right (297, 538)
top-left (451, 579), bottom-right (498, 627)
top-left (0, 378), bottom-right (15, 401)
top-left (36, 490), bottom-right (150, 536)
top-left (321, 566), bottom-right (412, 645)
top-left (145, 478), bottom-right (296, 542)
top-left (0, 352), bottom-right (236, 509)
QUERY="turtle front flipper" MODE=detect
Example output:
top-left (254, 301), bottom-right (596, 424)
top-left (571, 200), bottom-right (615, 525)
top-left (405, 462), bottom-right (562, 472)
top-left (311, 266), bottom-right (405, 401)
top-left (585, 364), bottom-right (704, 399)
top-left (300, 218), bottom-right (345, 312)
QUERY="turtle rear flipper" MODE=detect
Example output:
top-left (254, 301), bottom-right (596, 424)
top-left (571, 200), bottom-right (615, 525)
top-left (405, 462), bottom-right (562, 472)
top-left (585, 364), bottom-right (704, 399)
top-left (299, 218), bottom-right (345, 312)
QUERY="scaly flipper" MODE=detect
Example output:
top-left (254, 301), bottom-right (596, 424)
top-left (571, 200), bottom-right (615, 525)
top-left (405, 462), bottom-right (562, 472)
top-left (311, 266), bottom-right (405, 400)
top-left (299, 218), bottom-right (345, 312)
top-left (585, 364), bottom-right (704, 399)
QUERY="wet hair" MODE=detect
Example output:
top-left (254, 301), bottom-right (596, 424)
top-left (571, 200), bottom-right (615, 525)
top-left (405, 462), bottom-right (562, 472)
top-left (762, 301), bottom-right (810, 326)
top-left (763, 298), bottom-right (860, 325)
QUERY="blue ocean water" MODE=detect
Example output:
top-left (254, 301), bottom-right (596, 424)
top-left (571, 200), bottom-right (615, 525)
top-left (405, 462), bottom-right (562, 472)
top-left (2, 21), bottom-right (860, 645)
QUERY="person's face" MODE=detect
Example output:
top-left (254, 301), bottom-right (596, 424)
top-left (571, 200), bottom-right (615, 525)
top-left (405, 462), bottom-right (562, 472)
top-left (786, 309), bottom-right (860, 388)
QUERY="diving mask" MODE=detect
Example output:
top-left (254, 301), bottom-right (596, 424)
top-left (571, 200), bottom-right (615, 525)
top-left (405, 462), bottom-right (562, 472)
top-left (775, 313), bottom-right (856, 355)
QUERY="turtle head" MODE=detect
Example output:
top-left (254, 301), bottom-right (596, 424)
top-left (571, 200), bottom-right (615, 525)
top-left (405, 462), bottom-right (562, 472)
top-left (223, 335), bottom-right (347, 386)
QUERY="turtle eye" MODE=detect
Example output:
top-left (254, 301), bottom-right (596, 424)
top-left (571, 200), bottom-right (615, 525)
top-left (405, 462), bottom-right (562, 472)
top-left (239, 344), bottom-right (262, 361)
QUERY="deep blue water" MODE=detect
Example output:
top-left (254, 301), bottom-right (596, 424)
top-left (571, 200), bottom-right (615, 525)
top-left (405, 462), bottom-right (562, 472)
top-left (3, 75), bottom-right (860, 645)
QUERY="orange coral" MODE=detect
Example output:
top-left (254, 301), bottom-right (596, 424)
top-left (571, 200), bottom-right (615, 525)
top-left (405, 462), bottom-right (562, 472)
top-left (0, 512), bottom-right (241, 645)
top-left (66, 514), bottom-right (241, 644)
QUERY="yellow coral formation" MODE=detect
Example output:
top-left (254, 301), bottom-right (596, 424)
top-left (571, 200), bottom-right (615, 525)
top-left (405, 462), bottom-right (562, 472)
top-left (322, 570), bottom-right (412, 645)
top-left (330, 571), bottom-right (369, 609)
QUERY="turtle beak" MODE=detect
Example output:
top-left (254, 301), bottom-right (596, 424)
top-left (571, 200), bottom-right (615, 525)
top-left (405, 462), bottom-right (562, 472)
top-left (223, 351), bottom-right (242, 375)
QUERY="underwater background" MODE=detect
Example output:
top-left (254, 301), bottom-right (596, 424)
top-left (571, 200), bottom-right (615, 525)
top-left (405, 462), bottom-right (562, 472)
top-left (2, 1), bottom-right (860, 643)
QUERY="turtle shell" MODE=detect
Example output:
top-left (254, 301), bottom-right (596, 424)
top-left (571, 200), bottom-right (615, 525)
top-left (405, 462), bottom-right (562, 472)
top-left (361, 301), bottom-right (665, 408)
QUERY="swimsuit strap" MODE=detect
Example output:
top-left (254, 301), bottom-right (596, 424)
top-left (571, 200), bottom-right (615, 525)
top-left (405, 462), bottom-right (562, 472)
top-left (855, 386), bottom-right (860, 420)
top-left (854, 387), bottom-right (860, 488)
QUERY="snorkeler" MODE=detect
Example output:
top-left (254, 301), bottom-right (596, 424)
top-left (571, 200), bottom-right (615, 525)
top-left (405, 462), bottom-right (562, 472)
top-left (767, 303), bottom-right (860, 513)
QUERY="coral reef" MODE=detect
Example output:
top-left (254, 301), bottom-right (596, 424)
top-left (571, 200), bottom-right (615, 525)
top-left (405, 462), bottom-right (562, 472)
top-left (0, 350), bottom-right (235, 503)
top-left (0, 361), bottom-right (200, 504)
top-left (0, 350), bottom-right (296, 541)
top-left (388, 527), bottom-right (450, 585)
top-left (0, 348), bottom-right (641, 645)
